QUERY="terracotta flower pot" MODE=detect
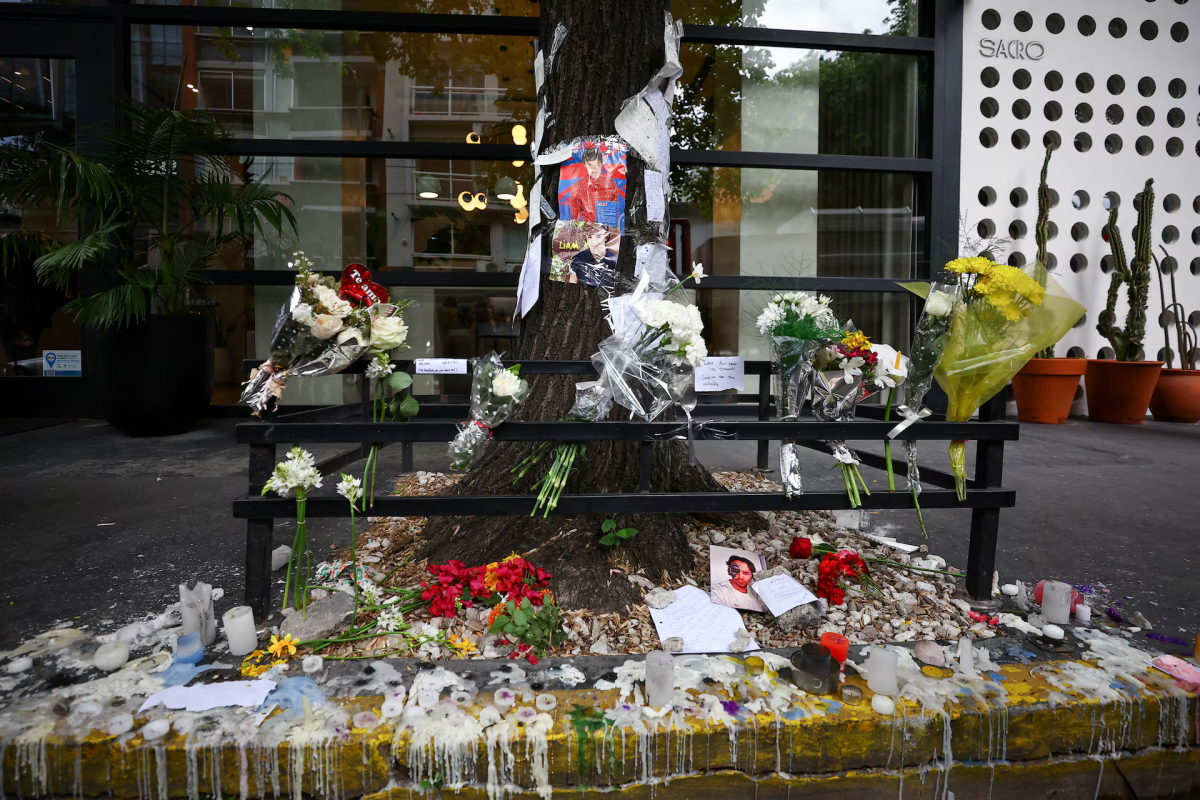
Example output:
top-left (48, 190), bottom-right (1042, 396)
top-left (1012, 358), bottom-right (1086, 424)
top-left (1149, 368), bottom-right (1200, 423)
top-left (1084, 359), bottom-right (1163, 425)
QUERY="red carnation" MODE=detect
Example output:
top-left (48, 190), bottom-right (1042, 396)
top-left (789, 537), bottom-right (813, 559)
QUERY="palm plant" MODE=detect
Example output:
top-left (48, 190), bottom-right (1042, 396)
top-left (0, 97), bottom-right (296, 330)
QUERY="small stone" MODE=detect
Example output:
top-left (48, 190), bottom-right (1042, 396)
top-left (728, 628), bottom-right (754, 653)
top-left (709, 532), bottom-right (726, 545)
top-left (589, 640), bottom-right (610, 656)
top-left (871, 695), bottom-right (896, 715)
top-left (915, 640), bottom-right (945, 666)
top-left (590, 619), bottom-right (604, 641)
top-left (663, 637), bottom-right (684, 653)
top-left (628, 635), bottom-right (640, 646)
top-left (281, 592), bottom-right (356, 641)
top-left (1128, 611), bottom-right (1153, 630)
top-left (644, 588), bottom-right (676, 609)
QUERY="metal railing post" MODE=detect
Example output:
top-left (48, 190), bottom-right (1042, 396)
top-left (757, 368), bottom-right (770, 470)
top-left (965, 392), bottom-right (1006, 599)
top-left (245, 442), bottom-right (276, 620)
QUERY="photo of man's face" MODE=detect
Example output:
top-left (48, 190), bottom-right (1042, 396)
top-left (584, 155), bottom-right (604, 180)
top-left (586, 229), bottom-right (608, 259)
top-left (729, 559), bottom-right (754, 590)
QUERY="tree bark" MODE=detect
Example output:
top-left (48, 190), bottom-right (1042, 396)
top-left (419, 0), bottom-right (742, 612)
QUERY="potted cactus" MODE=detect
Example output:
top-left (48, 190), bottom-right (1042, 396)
top-left (1086, 179), bottom-right (1164, 424)
top-left (1011, 147), bottom-right (1087, 424)
top-left (1148, 245), bottom-right (1200, 423)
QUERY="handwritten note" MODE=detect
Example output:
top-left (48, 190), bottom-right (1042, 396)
top-left (517, 234), bottom-right (542, 319)
top-left (649, 585), bottom-right (760, 654)
top-left (694, 357), bottom-right (744, 392)
top-left (415, 358), bottom-right (469, 375)
top-left (644, 169), bottom-right (665, 223)
top-left (750, 575), bottom-right (817, 618)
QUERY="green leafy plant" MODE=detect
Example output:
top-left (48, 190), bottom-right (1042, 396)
top-left (0, 96), bottom-right (296, 330)
top-left (488, 596), bottom-right (567, 657)
top-left (1097, 179), bottom-right (1154, 361)
top-left (599, 514), bottom-right (639, 547)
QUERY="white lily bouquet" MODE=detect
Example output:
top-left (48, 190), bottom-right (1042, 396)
top-left (516, 263), bottom-right (707, 516)
top-left (241, 251), bottom-right (413, 414)
top-left (756, 291), bottom-right (842, 499)
top-left (449, 352), bottom-right (530, 470)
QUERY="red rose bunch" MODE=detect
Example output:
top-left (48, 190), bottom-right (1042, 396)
top-left (815, 550), bottom-right (869, 608)
top-left (421, 555), bottom-right (552, 618)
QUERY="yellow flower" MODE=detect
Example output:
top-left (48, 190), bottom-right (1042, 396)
top-left (976, 265), bottom-right (1045, 305)
top-left (448, 635), bottom-right (477, 657)
top-left (945, 256), bottom-right (996, 275)
top-left (840, 331), bottom-right (871, 351)
top-left (268, 634), bottom-right (298, 658)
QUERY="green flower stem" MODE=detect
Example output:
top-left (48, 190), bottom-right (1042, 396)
top-left (883, 388), bottom-right (897, 492)
top-left (348, 500), bottom-right (360, 618)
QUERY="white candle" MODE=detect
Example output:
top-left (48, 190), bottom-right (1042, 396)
top-left (865, 647), bottom-right (899, 696)
top-left (644, 651), bottom-right (675, 709)
top-left (1042, 624), bottom-right (1065, 641)
top-left (957, 637), bottom-right (976, 675)
top-left (1075, 604), bottom-right (1092, 624)
top-left (93, 641), bottom-right (130, 672)
top-left (1041, 580), bottom-right (1073, 625)
top-left (180, 582), bottom-right (217, 646)
top-left (222, 606), bottom-right (258, 656)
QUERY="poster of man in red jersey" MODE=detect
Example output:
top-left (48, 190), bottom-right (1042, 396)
top-left (557, 139), bottom-right (627, 231)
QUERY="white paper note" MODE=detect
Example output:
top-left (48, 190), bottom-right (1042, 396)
top-left (750, 575), bottom-right (817, 618)
top-left (649, 585), bottom-right (760, 654)
top-left (528, 178), bottom-right (542, 230)
top-left (517, 234), bottom-right (542, 319)
top-left (535, 142), bottom-right (574, 166)
top-left (695, 357), bottom-right (744, 392)
top-left (645, 89), bottom-right (669, 123)
top-left (615, 95), bottom-right (663, 172)
top-left (139, 680), bottom-right (277, 713)
top-left (861, 532), bottom-right (920, 554)
top-left (634, 242), bottom-right (670, 282)
top-left (415, 358), bottom-right (469, 375)
top-left (644, 169), bottom-right (665, 223)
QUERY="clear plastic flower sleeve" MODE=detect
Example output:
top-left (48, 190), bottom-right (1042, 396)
top-left (448, 352), bottom-right (530, 470)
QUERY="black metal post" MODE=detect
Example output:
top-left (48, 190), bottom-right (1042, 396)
top-left (965, 393), bottom-right (1006, 599)
top-left (639, 441), bottom-right (653, 494)
top-left (245, 443), bottom-right (276, 620)
top-left (757, 371), bottom-right (770, 470)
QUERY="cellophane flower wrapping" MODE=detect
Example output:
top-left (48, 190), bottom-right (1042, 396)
top-left (757, 292), bottom-right (842, 499)
top-left (449, 352), bottom-right (530, 470)
top-left (590, 270), bottom-right (703, 422)
top-left (893, 282), bottom-right (959, 497)
top-left (933, 260), bottom-right (1085, 496)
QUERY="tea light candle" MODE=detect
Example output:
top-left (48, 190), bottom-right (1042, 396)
top-left (1042, 624), bottom-right (1065, 641)
top-left (1041, 580), bottom-right (1073, 625)
top-left (865, 647), bottom-right (899, 696)
top-left (222, 606), bottom-right (257, 657)
top-left (1074, 604), bottom-right (1092, 624)
top-left (840, 685), bottom-right (864, 705)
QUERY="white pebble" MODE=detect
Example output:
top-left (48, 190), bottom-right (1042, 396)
top-left (93, 642), bottom-right (130, 672)
top-left (871, 695), bottom-right (896, 715)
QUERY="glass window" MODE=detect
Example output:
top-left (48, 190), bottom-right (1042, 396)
top-left (673, 0), bottom-right (927, 36)
top-left (133, 0), bottom-right (536, 12)
top-left (678, 44), bottom-right (929, 158)
top-left (671, 166), bottom-right (924, 367)
top-left (131, 26), bottom-right (535, 144)
top-left (1, 57), bottom-right (79, 377)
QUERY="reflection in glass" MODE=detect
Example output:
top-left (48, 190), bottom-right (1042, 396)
top-left (133, 0), bottom-right (536, 12)
top-left (1, 57), bottom-right (79, 377)
top-left (679, 43), bottom-right (927, 158)
top-left (671, 167), bottom-right (921, 376)
top-left (131, 26), bottom-right (535, 145)
top-left (673, 0), bottom-right (926, 36)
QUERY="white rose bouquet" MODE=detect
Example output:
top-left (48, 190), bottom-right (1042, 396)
top-left (241, 251), bottom-right (414, 414)
top-left (448, 352), bottom-right (530, 470)
top-left (755, 291), bottom-right (843, 499)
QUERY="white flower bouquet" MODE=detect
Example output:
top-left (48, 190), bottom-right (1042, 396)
top-left (449, 352), bottom-right (530, 470)
top-left (241, 251), bottom-right (413, 414)
top-left (756, 291), bottom-right (843, 499)
top-left (517, 263), bottom-right (707, 516)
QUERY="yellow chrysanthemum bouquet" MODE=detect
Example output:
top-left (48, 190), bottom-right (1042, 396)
top-left (931, 256), bottom-right (1084, 499)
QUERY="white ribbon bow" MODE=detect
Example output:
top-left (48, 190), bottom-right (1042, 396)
top-left (887, 405), bottom-right (931, 439)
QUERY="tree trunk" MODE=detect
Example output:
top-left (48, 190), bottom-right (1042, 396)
top-left (419, 0), bottom-right (738, 612)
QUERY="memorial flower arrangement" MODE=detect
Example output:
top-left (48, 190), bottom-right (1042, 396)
top-left (934, 255), bottom-right (1081, 499)
top-left (241, 252), bottom-right (415, 414)
top-left (261, 445), bottom-right (322, 615)
top-left (756, 292), bottom-right (843, 499)
top-left (448, 353), bottom-right (530, 470)
top-left (791, 536), bottom-right (959, 606)
top-left (518, 266), bottom-right (707, 516)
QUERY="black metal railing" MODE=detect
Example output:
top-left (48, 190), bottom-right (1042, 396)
top-left (235, 359), bottom-right (1015, 618)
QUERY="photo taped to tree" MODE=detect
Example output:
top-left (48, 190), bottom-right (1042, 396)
top-left (550, 138), bottom-right (627, 287)
top-left (549, 220), bottom-right (620, 287)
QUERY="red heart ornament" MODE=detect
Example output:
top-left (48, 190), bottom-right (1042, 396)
top-left (339, 264), bottom-right (389, 307)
